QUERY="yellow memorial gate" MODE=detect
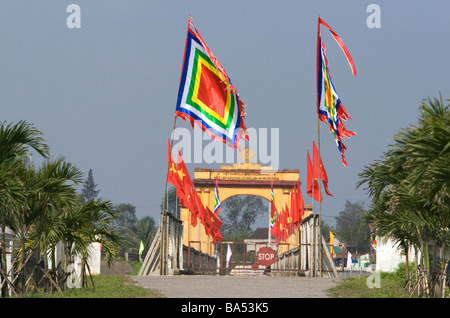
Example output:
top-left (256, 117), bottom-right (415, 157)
top-left (180, 160), bottom-right (313, 255)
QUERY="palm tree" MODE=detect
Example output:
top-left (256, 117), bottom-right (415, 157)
top-left (62, 198), bottom-right (121, 288)
top-left (0, 121), bottom-right (49, 297)
top-left (16, 157), bottom-right (83, 291)
top-left (358, 95), bottom-right (449, 297)
top-left (0, 121), bottom-right (123, 295)
top-left (120, 216), bottom-right (156, 256)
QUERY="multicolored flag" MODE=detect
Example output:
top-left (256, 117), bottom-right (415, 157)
top-left (214, 177), bottom-right (221, 216)
top-left (270, 181), bottom-right (278, 229)
top-left (317, 17), bottom-right (356, 167)
top-left (371, 237), bottom-right (377, 252)
top-left (175, 16), bottom-right (248, 149)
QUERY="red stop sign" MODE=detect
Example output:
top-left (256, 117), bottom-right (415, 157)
top-left (256, 247), bottom-right (276, 266)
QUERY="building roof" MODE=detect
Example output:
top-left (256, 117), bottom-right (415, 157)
top-left (247, 227), bottom-right (270, 240)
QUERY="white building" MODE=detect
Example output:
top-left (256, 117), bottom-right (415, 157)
top-left (375, 236), bottom-right (415, 272)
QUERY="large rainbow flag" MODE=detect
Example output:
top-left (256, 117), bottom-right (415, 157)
top-left (317, 17), bottom-right (356, 167)
top-left (175, 17), bottom-right (248, 149)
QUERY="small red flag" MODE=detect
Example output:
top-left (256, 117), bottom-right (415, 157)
top-left (177, 150), bottom-right (194, 195)
top-left (297, 180), bottom-right (305, 222)
top-left (167, 139), bottom-right (181, 188)
top-left (313, 141), bottom-right (333, 197)
top-left (307, 149), bottom-right (322, 202)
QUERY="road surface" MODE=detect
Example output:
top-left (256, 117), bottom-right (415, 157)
top-left (131, 275), bottom-right (341, 298)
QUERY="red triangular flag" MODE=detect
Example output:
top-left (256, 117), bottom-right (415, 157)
top-left (307, 149), bottom-right (322, 202)
top-left (313, 141), bottom-right (333, 197)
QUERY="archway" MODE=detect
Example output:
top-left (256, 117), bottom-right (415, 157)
top-left (180, 161), bottom-right (313, 252)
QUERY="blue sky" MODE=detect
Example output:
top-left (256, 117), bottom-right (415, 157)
top-left (1, 1), bottom-right (449, 227)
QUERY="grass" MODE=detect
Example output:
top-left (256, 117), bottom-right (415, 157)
top-left (328, 263), bottom-right (449, 298)
top-left (13, 260), bottom-right (165, 298)
top-left (327, 272), bottom-right (411, 298)
top-left (15, 274), bottom-right (164, 298)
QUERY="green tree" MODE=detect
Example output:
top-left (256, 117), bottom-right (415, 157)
top-left (334, 200), bottom-right (370, 254)
top-left (63, 198), bottom-right (120, 288)
top-left (80, 169), bottom-right (100, 203)
top-left (220, 195), bottom-right (266, 237)
top-left (20, 157), bottom-right (84, 290)
top-left (114, 203), bottom-right (138, 229)
top-left (0, 121), bottom-right (49, 297)
top-left (135, 216), bottom-right (157, 255)
top-left (112, 203), bottom-right (157, 255)
top-left (120, 216), bottom-right (157, 255)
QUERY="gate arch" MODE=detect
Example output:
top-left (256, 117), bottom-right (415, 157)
top-left (180, 161), bottom-right (312, 250)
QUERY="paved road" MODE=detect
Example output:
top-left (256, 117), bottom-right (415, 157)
top-left (131, 275), bottom-right (341, 298)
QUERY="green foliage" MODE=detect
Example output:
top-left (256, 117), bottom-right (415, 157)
top-left (114, 203), bottom-right (138, 229)
top-left (220, 195), bottom-right (266, 236)
top-left (0, 121), bottom-right (122, 297)
top-left (329, 263), bottom-right (416, 298)
top-left (334, 200), bottom-right (371, 253)
top-left (357, 95), bottom-right (450, 297)
top-left (112, 202), bottom-right (157, 255)
top-left (80, 169), bottom-right (100, 203)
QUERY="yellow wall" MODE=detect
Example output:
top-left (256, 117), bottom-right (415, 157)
top-left (181, 162), bottom-right (312, 254)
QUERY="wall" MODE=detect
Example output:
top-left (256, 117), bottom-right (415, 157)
top-left (375, 236), bottom-right (415, 272)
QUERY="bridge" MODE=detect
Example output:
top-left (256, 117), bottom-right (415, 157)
top-left (139, 161), bottom-right (337, 278)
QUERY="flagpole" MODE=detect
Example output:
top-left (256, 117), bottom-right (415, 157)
top-left (160, 114), bottom-right (178, 275)
top-left (316, 16), bottom-right (323, 277)
top-left (317, 116), bottom-right (323, 277)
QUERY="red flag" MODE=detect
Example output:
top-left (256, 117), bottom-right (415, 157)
top-left (312, 141), bottom-right (333, 197)
top-left (307, 149), bottom-right (322, 202)
top-left (177, 150), bottom-right (194, 195)
top-left (200, 206), bottom-right (213, 237)
top-left (281, 204), bottom-right (289, 242)
top-left (206, 206), bottom-right (223, 241)
top-left (290, 185), bottom-right (299, 231)
top-left (307, 150), bottom-right (312, 196)
top-left (297, 180), bottom-right (305, 223)
top-left (177, 186), bottom-right (189, 207)
top-left (286, 202), bottom-right (294, 237)
top-left (291, 181), bottom-right (304, 227)
top-left (187, 190), bottom-right (198, 227)
top-left (167, 139), bottom-right (181, 188)
top-left (193, 190), bottom-right (206, 219)
top-left (318, 17), bottom-right (356, 77)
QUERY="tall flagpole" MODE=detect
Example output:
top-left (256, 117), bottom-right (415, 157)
top-left (317, 117), bottom-right (323, 277)
top-left (317, 16), bottom-right (323, 277)
top-left (160, 114), bottom-right (178, 275)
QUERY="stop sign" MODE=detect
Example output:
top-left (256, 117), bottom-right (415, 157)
top-left (256, 247), bottom-right (276, 266)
